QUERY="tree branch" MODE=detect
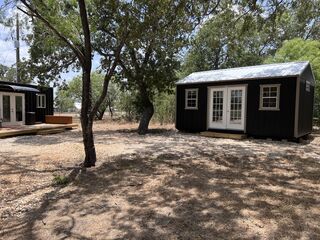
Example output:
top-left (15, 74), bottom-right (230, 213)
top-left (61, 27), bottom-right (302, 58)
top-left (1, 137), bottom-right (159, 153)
top-left (78, 0), bottom-right (92, 69)
top-left (90, 41), bottom-right (124, 119)
top-left (20, 0), bottom-right (86, 66)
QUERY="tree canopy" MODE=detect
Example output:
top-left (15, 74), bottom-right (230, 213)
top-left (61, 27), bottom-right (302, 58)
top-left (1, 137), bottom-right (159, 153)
top-left (265, 38), bottom-right (320, 116)
top-left (61, 72), bottom-right (119, 119)
top-left (181, 0), bottom-right (320, 77)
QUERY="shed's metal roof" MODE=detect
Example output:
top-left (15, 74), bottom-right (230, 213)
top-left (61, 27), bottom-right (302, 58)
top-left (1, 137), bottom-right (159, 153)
top-left (176, 61), bottom-right (310, 85)
top-left (0, 83), bottom-right (40, 92)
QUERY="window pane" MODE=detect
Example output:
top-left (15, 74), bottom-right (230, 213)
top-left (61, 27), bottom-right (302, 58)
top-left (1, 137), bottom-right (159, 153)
top-left (16, 96), bottom-right (23, 122)
top-left (270, 87), bottom-right (277, 92)
top-left (261, 85), bottom-right (279, 109)
top-left (263, 87), bottom-right (270, 97)
top-left (212, 90), bottom-right (223, 122)
top-left (187, 99), bottom-right (196, 107)
top-left (3, 95), bottom-right (11, 122)
top-left (270, 91), bottom-right (277, 97)
top-left (263, 97), bottom-right (277, 108)
top-left (269, 98), bottom-right (276, 107)
top-left (263, 98), bottom-right (270, 107)
top-left (186, 90), bottom-right (197, 108)
top-left (192, 91), bottom-right (197, 98)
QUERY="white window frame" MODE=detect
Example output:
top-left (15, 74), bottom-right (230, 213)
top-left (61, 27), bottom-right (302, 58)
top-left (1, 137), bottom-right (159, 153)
top-left (36, 94), bottom-right (46, 108)
top-left (185, 88), bottom-right (198, 110)
top-left (306, 81), bottom-right (311, 92)
top-left (259, 84), bottom-right (280, 111)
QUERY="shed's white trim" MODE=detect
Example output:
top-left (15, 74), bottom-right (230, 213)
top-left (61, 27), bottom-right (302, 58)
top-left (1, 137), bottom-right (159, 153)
top-left (36, 93), bottom-right (46, 109)
top-left (207, 85), bottom-right (247, 131)
top-left (185, 88), bottom-right (198, 110)
top-left (259, 84), bottom-right (281, 111)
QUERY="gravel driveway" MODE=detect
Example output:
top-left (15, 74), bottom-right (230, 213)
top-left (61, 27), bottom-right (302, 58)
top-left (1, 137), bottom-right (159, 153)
top-left (1, 121), bottom-right (319, 239)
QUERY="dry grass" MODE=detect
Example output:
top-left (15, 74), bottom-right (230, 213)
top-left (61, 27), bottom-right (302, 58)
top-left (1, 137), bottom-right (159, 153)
top-left (0, 121), bottom-right (319, 239)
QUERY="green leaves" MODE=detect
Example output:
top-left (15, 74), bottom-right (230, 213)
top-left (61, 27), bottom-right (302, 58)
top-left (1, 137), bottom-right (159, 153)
top-left (265, 38), bottom-right (320, 80)
top-left (64, 71), bottom-right (119, 116)
top-left (181, 0), bottom-right (320, 77)
top-left (265, 38), bottom-right (320, 117)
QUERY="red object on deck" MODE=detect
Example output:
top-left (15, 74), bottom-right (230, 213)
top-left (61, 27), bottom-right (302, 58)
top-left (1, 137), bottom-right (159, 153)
top-left (45, 115), bottom-right (73, 124)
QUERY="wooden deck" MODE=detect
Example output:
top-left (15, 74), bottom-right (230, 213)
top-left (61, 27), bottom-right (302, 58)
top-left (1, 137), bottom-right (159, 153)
top-left (0, 123), bottom-right (78, 138)
top-left (200, 131), bottom-right (246, 140)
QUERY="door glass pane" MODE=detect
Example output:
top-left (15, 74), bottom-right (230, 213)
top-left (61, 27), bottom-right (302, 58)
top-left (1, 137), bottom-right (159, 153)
top-left (230, 89), bottom-right (242, 124)
top-left (3, 95), bottom-right (11, 122)
top-left (16, 96), bottom-right (23, 122)
top-left (212, 90), bottom-right (224, 122)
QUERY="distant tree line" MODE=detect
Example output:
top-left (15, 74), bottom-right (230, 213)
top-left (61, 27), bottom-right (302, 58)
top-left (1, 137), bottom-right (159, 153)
top-left (55, 71), bottom-right (175, 125)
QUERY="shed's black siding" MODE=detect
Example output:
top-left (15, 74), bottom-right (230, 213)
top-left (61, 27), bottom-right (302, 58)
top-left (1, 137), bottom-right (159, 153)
top-left (36, 87), bottom-right (54, 122)
top-left (176, 77), bottom-right (298, 139)
top-left (176, 84), bottom-right (207, 132)
top-left (0, 81), bottom-right (54, 123)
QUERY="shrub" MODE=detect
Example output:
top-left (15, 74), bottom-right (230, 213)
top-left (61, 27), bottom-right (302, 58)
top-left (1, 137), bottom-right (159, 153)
top-left (52, 175), bottom-right (70, 186)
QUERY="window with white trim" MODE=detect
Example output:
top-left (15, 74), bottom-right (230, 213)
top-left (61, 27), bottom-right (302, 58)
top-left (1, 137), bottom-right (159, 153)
top-left (185, 88), bottom-right (198, 109)
top-left (306, 81), bottom-right (311, 92)
top-left (259, 84), bottom-right (280, 110)
top-left (36, 94), bottom-right (46, 108)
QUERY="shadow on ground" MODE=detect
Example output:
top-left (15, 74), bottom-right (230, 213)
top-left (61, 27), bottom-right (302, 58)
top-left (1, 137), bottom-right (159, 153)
top-left (1, 131), bottom-right (320, 239)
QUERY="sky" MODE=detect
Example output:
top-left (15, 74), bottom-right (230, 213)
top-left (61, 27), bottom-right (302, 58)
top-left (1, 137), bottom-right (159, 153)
top-left (0, 0), bottom-right (25, 67)
top-left (0, 0), bottom-right (100, 83)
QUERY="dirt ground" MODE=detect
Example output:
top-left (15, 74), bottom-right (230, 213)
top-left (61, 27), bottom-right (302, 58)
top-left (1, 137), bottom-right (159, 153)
top-left (0, 121), bottom-right (319, 240)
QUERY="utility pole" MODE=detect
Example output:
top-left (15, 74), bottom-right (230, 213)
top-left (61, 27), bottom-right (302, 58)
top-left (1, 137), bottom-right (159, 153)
top-left (15, 12), bottom-right (20, 83)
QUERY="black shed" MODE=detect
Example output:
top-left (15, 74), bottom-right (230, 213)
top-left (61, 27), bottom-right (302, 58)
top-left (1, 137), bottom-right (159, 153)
top-left (0, 80), bottom-right (54, 126)
top-left (176, 61), bottom-right (315, 140)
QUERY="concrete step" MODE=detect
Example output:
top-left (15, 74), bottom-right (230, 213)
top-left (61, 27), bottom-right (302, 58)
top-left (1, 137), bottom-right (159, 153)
top-left (200, 131), bottom-right (246, 140)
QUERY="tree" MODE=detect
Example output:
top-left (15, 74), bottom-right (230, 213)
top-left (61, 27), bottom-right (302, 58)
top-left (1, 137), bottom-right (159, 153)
top-left (105, 81), bottom-right (119, 118)
top-left (16, 0), bottom-right (125, 167)
top-left (55, 88), bottom-right (76, 113)
top-left (265, 38), bottom-right (320, 116)
top-left (66, 72), bottom-right (120, 120)
top-left (0, 63), bottom-right (33, 83)
top-left (276, 0), bottom-right (320, 40)
top-left (181, 7), bottom-right (266, 76)
top-left (95, 0), bottom-right (222, 134)
top-left (116, 89), bottom-right (140, 121)
top-left (181, 0), bottom-right (320, 77)
top-left (154, 91), bottom-right (175, 125)
top-left (0, 64), bottom-right (9, 78)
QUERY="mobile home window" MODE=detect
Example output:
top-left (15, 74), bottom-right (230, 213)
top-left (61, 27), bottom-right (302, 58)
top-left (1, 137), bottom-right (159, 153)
top-left (259, 84), bottom-right (280, 111)
top-left (36, 94), bottom-right (46, 108)
top-left (185, 89), bottom-right (198, 109)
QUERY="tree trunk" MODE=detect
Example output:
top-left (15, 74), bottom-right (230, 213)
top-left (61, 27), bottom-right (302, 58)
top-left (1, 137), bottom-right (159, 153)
top-left (95, 107), bottom-right (106, 120)
top-left (78, 0), bottom-right (96, 168)
top-left (81, 70), bottom-right (96, 167)
top-left (138, 96), bottom-right (154, 135)
top-left (81, 118), bottom-right (96, 167)
top-left (108, 103), bottom-right (113, 118)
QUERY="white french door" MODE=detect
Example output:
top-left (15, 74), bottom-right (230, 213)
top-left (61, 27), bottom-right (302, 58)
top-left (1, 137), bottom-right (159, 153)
top-left (208, 86), bottom-right (246, 131)
top-left (0, 92), bottom-right (25, 126)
